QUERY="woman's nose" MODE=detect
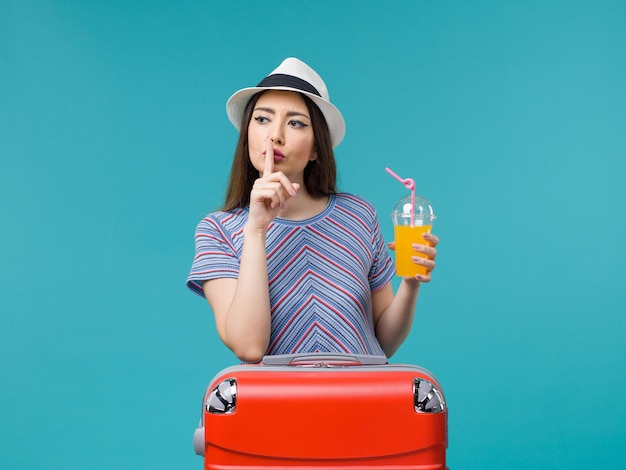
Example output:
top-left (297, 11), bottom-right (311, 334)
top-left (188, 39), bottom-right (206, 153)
top-left (269, 128), bottom-right (284, 145)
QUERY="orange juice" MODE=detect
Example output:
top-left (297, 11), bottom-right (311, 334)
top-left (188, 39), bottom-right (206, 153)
top-left (393, 224), bottom-right (433, 277)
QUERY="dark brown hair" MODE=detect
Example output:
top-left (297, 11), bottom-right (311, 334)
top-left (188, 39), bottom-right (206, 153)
top-left (221, 91), bottom-right (337, 211)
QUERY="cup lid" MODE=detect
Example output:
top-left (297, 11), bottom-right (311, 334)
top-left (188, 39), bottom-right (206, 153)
top-left (391, 195), bottom-right (436, 221)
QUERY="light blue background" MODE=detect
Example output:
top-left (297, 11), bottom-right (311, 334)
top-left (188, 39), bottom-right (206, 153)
top-left (2, 1), bottom-right (625, 468)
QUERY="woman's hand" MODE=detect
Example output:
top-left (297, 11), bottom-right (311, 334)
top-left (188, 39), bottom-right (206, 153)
top-left (247, 138), bottom-right (300, 231)
top-left (388, 232), bottom-right (439, 282)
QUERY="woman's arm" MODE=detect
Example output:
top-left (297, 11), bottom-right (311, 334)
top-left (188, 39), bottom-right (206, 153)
top-left (372, 233), bottom-right (438, 357)
top-left (203, 139), bottom-right (299, 362)
top-left (203, 225), bottom-right (273, 362)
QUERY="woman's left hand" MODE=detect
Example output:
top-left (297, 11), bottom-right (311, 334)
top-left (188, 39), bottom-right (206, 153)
top-left (387, 232), bottom-right (439, 282)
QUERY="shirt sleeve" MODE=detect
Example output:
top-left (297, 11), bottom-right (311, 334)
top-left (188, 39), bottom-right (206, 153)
top-left (186, 215), bottom-right (240, 298)
top-left (368, 210), bottom-right (395, 293)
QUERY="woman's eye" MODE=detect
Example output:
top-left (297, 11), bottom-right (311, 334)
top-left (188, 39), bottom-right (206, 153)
top-left (254, 116), bottom-right (269, 124)
top-left (288, 120), bottom-right (308, 128)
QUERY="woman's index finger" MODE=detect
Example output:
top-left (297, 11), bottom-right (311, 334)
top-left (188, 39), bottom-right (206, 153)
top-left (263, 138), bottom-right (274, 177)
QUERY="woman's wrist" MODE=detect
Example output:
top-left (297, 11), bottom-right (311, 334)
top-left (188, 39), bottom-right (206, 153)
top-left (401, 277), bottom-right (422, 289)
top-left (243, 222), bottom-right (268, 239)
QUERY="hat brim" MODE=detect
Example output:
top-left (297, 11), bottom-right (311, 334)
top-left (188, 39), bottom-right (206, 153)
top-left (226, 86), bottom-right (346, 148)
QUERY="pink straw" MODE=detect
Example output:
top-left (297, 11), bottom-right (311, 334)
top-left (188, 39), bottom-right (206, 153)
top-left (385, 167), bottom-right (416, 227)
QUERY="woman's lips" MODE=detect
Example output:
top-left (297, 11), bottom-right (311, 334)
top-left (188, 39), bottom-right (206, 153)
top-left (264, 149), bottom-right (285, 163)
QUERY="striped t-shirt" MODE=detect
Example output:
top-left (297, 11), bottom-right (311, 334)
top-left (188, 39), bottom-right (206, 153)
top-left (186, 193), bottom-right (395, 356)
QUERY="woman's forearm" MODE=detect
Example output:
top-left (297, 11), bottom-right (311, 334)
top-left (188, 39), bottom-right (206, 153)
top-left (374, 279), bottom-right (421, 357)
top-left (223, 225), bottom-right (272, 361)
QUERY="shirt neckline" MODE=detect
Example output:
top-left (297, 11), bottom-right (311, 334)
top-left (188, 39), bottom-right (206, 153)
top-left (271, 193), bottom-right (337, 227)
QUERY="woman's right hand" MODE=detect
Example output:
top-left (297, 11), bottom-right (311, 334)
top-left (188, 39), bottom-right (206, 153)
top-left (247, 138), bottom-right (300, 230)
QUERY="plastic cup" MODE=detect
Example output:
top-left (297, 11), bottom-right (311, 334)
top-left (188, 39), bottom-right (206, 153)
top-left (391, 195), bottom-right (436, 277)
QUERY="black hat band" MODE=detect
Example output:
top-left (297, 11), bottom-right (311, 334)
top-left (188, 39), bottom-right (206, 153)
top-left (256, 74), bottom-right (321, 97)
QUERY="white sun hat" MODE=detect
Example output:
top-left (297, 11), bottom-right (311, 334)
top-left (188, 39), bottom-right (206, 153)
top-left (226, 57), bottom-right (346, 148)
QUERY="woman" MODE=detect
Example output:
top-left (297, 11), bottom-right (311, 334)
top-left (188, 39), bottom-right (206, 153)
top-left (187, 58), bottom-right (438, 363)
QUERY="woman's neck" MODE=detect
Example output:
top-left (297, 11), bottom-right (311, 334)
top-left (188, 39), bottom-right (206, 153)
top-left (276, 190), bottom-right (330, 221)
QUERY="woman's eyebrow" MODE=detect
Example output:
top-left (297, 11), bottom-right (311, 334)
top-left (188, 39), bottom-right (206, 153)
top-left (286, 111), bottom-right (311, 120)
top-left (253, 106), bottom-right (275, 114)
top-left (253, 106), bottom-right (310, 120)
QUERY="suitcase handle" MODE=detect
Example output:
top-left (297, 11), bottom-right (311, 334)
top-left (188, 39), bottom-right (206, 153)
top-left (261, 353), bottom-right (388, 367)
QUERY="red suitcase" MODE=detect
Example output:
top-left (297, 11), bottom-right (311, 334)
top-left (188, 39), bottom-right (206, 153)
top-left (193, 353), bottom-right (447, 469)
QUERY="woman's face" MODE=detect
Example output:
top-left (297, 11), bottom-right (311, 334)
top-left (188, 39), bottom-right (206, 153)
top-left (247, 90), bottom-right (317, 183)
